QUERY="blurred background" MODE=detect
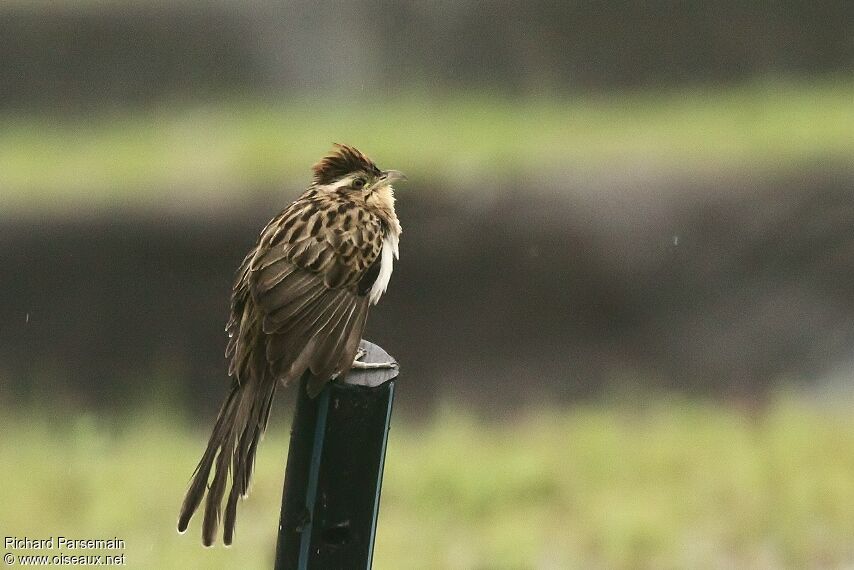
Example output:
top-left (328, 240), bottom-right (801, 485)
top-left (1, 1), bottom-right (853, 568)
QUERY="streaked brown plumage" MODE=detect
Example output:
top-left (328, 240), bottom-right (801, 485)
top-left (177, 144), bottom-right (403, 546)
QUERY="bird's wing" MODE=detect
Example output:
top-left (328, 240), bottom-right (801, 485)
top-left (243, 198), bottom-right (384, 395)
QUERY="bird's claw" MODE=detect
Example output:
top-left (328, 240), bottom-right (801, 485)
top-left (351, 359), bottom-right (398, 370)
top-left (351, 348), bottom-right (398, 370)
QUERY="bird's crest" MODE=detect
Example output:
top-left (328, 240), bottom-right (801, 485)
top-left (312, 144), bottom-right (381, 185)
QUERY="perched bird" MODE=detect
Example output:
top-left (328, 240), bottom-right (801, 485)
top-left (177, 144), bottom-right (404, 546)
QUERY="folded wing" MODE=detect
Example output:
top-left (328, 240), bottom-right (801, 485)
top-left (246, 200), bottom-right (384, 396)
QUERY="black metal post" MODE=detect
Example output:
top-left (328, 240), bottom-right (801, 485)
top-left (275, 340), bottom-right (398, 570)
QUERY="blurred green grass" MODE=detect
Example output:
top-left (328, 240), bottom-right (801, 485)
top-left (2, 396), bottom-right (854, 569)
top-left (1, 79), bottom-right (852, 211)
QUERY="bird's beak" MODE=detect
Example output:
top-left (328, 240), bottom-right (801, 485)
top-left (381, 170), bottom-right (407, 185)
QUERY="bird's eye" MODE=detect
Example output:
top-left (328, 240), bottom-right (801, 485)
top-left (352, 178), bottom-right (366, 190)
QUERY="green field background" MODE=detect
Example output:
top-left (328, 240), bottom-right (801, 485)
top-left (2, 80), bottom-right (852, 211)
top-left (3, 395), bottom-right (854, 569)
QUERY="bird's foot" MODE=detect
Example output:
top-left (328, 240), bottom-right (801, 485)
top-left (351, 360), bottom-right (398, 370)
top-left (351, 348), bottom-right (398, 370)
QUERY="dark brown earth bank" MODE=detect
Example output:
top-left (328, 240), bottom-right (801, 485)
top-left (2, 165), bottom-right (852, 416)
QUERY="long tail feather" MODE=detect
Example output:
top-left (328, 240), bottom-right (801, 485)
top-left (177, 386), bottom-right (240, 535)
top-left (177, 377), bottom-right (277, 546)
top-left (223, 380), bottom-right (276, 545)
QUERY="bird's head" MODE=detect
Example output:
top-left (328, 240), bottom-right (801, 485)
top-left (311, 144), bottom-right (406, 211)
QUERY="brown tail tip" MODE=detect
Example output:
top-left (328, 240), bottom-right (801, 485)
top-left (177, 510), bottom-right (194, 534)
